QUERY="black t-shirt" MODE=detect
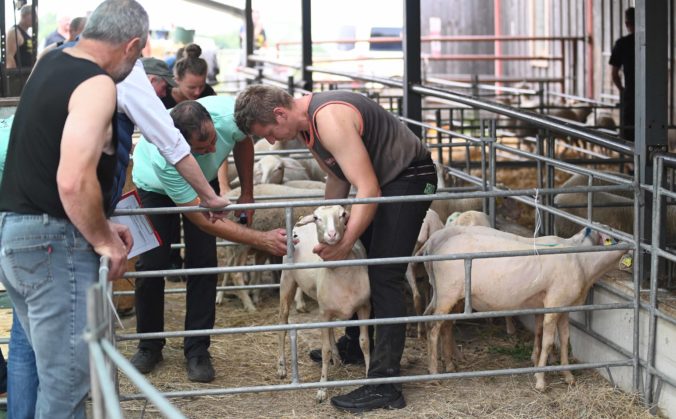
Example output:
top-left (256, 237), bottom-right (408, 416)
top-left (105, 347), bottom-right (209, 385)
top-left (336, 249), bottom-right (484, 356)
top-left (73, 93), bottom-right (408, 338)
top-left (609, 33), bottom-right (635, 98)
top-left (12, 25), bottom-right (34, 68)
top-left (0, 49), bottom-right (117, 218)
top-left (160, 83), bottom-right (216, 109)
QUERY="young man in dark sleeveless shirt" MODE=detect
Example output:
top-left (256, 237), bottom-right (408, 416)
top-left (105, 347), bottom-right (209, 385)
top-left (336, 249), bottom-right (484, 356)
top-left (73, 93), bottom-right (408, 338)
top-left (235, 85), bottom-right (436, 413)
top-left (0, 1), bottom-right (149, 417)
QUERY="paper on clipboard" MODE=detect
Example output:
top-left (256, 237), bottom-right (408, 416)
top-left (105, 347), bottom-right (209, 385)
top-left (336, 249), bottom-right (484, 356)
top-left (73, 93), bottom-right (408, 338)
top-left (111, 190), bottom-right (162, 258)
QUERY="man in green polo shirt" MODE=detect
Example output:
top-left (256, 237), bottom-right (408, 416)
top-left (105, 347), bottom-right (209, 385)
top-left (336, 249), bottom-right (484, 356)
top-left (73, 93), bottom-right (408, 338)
top-left (131, 96), bottom-right (288, 382)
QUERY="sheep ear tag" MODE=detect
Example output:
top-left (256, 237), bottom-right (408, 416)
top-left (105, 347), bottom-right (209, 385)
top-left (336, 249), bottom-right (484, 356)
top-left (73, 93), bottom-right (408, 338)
top-left (424, 183), bottom-right (436, 194)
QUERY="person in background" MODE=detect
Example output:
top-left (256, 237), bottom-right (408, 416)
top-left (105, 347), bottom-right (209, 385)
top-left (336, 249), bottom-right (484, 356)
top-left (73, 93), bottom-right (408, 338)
top-left (161, 43), bottom-right (216, 109)
top-left (239, 9), bottom-right (268, 50)
top-left (66, 17), bottom-right (87, 43)
top-left (609, 7), bottom-right (635, 142)
top-left (143, 57), bottom-right (176, 99)
top-left (6, 5), bottom-right (34, 69)
top-left (43, 14), bottom-right (70, 47)
top-left (39, 16), bottom-right (87, 58)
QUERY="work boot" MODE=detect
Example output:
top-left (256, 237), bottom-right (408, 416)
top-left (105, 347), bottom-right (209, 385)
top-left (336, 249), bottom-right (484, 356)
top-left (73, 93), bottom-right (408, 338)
top-left (330, 384), bottom-right (406, 413)
top-left (309, 335), bottom-right (365, 365)
top-left (130, 348), bottom-right (163, 374)
top-left (187, 354), bottom-right (215, 383)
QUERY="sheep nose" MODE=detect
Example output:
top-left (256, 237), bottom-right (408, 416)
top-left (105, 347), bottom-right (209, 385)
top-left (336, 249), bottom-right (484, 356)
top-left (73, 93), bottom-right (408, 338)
top-left (327, 230), bottom-right (337, 240)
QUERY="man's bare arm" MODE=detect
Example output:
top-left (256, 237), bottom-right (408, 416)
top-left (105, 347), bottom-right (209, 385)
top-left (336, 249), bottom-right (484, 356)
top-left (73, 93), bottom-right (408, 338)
top-left (232, 136), bottom-right (255, 222)
top-left (179, 198), bottom-right (288, 256)
top-left (174, 154), bottom-right (230, 212)
top-left (313, 104), bottom-right (380, 260)
top-left (5, 29), bottom-right (18, 69)
top-left (57, 75), bottom-right (129, 279)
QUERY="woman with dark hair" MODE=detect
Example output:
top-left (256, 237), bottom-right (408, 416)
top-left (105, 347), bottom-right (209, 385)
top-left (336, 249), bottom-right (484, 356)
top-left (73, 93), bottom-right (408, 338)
top-left (161, 43), bottom-right (216, 109)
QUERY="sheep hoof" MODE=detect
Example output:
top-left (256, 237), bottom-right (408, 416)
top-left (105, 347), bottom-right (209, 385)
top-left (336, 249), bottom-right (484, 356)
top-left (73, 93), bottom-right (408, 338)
top-left (243, 303), bottom-right (257, 313)
top-left (277, 365), bottom-right (287, 379)
top-left (295, 304), bottom-right (309, 313)
top-left (215, 294), bottom-right (223, 305)
top-left (564, 373), bottom-right (576, 385)
top-left (534, 376), bottom-right (547, 392)
top-left (316, 389), bottom-right (327, 403)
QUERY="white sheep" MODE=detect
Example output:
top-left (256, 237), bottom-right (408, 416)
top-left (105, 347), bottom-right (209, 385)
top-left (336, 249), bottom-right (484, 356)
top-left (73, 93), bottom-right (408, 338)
top-left (283, 179), bottom-right (326, 190)
top-left (277, 205), bottom-right (370, 402)
top-left (406, 209), bottom-right (445, 336)
top-left (419, 225), bottom-right (627, 390)
top-left (215, 184), bottom-right (319, 310)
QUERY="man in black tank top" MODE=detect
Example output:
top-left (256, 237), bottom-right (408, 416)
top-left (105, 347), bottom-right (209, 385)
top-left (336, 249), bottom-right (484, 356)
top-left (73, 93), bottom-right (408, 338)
top-left (5, 5), bottom-right (34, 69)
top-left (236, 85), bottom-right (436, 413)
top-left (0, 1), bottom-right (149, 417)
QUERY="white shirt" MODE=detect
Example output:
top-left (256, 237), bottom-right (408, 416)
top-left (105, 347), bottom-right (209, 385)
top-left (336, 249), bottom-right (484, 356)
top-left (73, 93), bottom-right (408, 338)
top-left (116, 60), bottom-right (190, 165)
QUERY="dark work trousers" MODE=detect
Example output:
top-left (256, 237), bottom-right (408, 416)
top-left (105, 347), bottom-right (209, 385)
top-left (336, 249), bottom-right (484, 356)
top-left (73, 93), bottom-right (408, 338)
top-left (343, 165), bottom-right (436, 383)
top-left (135, 180), bottom-right (219, 359)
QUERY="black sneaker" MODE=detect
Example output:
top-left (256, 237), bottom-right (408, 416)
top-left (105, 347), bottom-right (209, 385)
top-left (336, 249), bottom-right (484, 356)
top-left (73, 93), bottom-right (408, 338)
top-left (130, 348), bottom-right (163, 374)
top-left (187, 355), bottom-right (215, 383)
top-left (309, 335), bottom-right (365, 365)
top-left (330, 384), bottom-right (406, 413)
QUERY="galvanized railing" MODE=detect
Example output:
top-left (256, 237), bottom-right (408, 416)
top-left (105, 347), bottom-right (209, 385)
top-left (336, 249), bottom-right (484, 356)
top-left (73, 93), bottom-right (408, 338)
top-left (85, 71), bottom-right (676, 414)
top-left (86, 257), bottom-right (185, 419)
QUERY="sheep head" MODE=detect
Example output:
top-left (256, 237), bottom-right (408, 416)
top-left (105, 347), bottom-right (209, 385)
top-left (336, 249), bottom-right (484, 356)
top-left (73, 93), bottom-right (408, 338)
top-left (255, 155), bottom-right (285, 184)
top-left (296, 205), bottom-right (349, 245)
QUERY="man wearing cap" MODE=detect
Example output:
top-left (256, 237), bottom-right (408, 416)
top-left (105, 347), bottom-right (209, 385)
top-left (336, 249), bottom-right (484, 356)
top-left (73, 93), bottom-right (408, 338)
top-left (142, 57), bottom-right (175, 99)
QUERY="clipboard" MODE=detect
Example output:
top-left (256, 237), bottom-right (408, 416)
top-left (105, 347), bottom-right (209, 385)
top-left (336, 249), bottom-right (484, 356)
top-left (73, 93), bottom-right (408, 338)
top-left (111, 190), bottom-right (162, 258)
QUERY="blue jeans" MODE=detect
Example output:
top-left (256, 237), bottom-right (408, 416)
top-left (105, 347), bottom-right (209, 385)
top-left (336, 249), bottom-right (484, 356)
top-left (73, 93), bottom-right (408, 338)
top-left (8, 311), bottom-right (38, 419)
top-left (0, 213), bottom-right (98, 419)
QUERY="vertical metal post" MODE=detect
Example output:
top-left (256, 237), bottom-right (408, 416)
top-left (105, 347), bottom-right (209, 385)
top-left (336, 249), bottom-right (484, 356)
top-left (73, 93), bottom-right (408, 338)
top-left (535, 131), bottom-right (544, 235)
top-left (646, 156), bottom-right (663, 405)
top-left (244, 0), bottom-right (253, 68)
top-left (636, 0), bottom-right (668, 300)
top-left (0, 1), bottom-right (7, 97)
top-left (285, 207), bottom-right (294, 261)
top-left (287, 75), bottom-right (295, 95)
top-left (403, 0), bottom-right (422, 138)
top-left (448, 109), bottom-right (454, 169)
top-left (632, 153), bottom-right (642, 392)
top-left (301, 0), bottom-right (313, 91)
top-left (545, 132), bottom-right (555, 235)
top-left (290, 329), bottom-right (300, 384)
top-left (31, 0), bottom-right (37, 67)
top-left (587, 174), bottom-right (594, 225)
top-left (435, 109), bottom-right (443, 166)
top-left (87, 285), bottom-right (105, 419)
top-left (480, 119), bottom-right (488, 214)
top-left (463, 259), bottom-right (473, 314)
top-left (489, 120), bottom-right (497, 228)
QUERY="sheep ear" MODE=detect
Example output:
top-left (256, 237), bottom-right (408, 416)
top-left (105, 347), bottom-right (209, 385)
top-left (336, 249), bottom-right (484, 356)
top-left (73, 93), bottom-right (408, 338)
top-left (296, 214), bottom-right (315, 226)
top-left (342, 209), bottom-right (350, 224)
